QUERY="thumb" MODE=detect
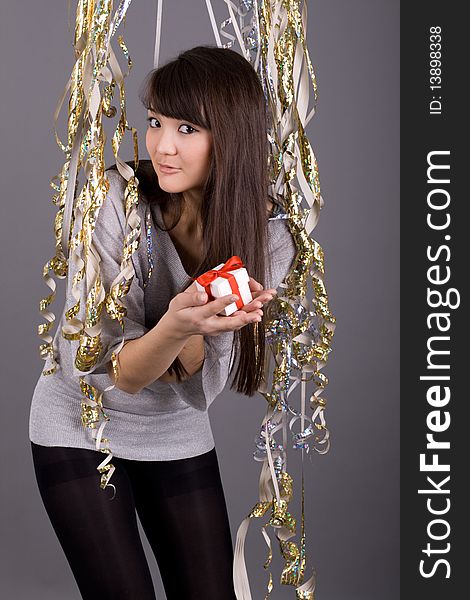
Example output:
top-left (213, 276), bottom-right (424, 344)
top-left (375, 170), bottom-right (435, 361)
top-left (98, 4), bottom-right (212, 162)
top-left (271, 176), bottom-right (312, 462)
top-left (195, 291), bottom-right (208, 304)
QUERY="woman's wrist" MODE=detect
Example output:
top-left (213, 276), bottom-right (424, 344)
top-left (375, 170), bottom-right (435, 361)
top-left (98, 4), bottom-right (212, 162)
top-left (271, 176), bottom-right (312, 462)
top-left (158, 311), bottom-right (193, 342)
top-left (108, 313), bottom-right (193, 394)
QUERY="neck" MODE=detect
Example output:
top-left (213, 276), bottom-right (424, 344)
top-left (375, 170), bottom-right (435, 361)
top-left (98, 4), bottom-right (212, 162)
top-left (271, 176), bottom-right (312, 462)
top-left (162, 190), bottom-right (203, 237)
top-left (180, 190), bottom-right (203, 233)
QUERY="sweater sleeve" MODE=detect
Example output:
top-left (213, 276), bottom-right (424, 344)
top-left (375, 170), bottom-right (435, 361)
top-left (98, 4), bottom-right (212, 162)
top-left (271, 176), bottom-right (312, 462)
top-left (166, 218), bottom-right (297, 410)
top-left (68, 169), bottom-right (149, 378)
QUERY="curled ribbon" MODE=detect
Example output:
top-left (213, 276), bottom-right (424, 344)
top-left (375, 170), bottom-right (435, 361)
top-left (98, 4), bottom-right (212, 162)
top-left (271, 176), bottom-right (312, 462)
top-left (193, 255), bottom-right (245, 310)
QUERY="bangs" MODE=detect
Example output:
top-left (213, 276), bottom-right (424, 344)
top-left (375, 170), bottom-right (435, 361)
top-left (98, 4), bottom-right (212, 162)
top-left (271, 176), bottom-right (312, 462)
top-left (139, 60), bottom-right (209, 129)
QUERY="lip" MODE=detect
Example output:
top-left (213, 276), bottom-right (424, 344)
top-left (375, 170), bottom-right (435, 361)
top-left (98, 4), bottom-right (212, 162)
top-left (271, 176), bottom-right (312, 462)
top-left (157, 163), bottom-right (181, 174)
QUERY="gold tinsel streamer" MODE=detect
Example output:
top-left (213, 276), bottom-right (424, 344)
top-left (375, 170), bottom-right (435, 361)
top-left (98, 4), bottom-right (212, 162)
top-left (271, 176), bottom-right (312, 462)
top-left (207, 1), bottom-right (337, 598)
top-left (37, 0), bottom-right (141, 495)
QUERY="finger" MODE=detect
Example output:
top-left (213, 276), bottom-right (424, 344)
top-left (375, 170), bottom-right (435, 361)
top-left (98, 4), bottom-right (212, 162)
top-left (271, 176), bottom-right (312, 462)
top-left (250, 291), bottom-right (275, 304)
top-left (239, 299), bottom-right (263, 313)
top-left (199, 293), bottom-right (242, 318)
top-left (236, 296), bottom-right (263, 311)
top-left (177, 290), bottom-right (208, 309)
top-left (195, 291), bottom-right (208, 304)
top-left (220, 311), bottom-right (262, 331)
top-left (232, 307), bottom-right (263, 317)
top-left (251, 286), bottom-right (277, 295)
top-left (248, 277), bottom-right (263, 292)
top-left (236, 287), bottom-right (278, 313)
top-left (170, 291), bottom-right (206, 317)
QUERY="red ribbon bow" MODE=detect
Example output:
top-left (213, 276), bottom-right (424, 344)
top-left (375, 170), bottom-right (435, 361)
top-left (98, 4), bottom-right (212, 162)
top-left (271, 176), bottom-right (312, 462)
top-left (194, 255), bottom-right (245, 309)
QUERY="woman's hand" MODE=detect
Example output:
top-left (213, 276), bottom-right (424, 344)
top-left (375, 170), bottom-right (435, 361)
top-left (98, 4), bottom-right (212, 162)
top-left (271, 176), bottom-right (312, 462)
top-left (164, 278), bottom-right (276, 338)
top-left (230, 276), bottom-right (277, 318)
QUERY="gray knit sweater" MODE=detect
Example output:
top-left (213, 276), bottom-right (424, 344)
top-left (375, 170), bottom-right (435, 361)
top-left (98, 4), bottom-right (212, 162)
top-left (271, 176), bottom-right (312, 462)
top-left (29, 169), bottom-right (297, 460)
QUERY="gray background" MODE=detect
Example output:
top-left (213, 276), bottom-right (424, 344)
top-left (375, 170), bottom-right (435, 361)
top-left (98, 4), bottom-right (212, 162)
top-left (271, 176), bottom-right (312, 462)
top-left (0, 1), bottom-right (399, 598)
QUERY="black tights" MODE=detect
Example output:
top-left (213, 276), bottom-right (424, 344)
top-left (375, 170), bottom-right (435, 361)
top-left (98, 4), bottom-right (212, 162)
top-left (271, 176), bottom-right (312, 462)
top-left (30, 442), bottom-right (237, 600)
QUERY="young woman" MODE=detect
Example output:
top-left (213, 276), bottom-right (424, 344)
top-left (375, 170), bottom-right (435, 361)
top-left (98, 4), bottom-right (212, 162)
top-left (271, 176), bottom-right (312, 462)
top-left (29, 45), bottom-right (297, 599)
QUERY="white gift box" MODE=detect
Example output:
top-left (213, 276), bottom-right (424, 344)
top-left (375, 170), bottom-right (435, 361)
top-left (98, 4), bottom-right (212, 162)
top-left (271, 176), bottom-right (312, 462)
top-left (195, 262), bottom-right (253, 316)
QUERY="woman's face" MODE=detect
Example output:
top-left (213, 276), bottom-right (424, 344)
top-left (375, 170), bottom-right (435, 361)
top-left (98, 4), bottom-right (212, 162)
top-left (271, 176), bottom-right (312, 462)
top-left (145, 110), bottom-right (213, 199)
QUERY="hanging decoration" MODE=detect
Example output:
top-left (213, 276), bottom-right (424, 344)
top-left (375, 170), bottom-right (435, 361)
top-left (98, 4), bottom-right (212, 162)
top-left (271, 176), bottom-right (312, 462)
top-left (200, 2), bottom-right (337, 598)
top-left (38, 0), bottom-right (141, 496)
top-left (37, 0), bottom-right (336, 597)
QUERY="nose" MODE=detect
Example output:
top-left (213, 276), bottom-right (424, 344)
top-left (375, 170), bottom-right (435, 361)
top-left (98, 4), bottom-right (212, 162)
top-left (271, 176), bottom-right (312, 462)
top-left (153, 127), bottom-right (177, 156)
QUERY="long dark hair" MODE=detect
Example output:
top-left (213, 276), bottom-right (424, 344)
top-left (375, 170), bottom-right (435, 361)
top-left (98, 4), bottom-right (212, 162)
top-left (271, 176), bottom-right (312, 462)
top-left (112, 45), bottom-right (272, 396)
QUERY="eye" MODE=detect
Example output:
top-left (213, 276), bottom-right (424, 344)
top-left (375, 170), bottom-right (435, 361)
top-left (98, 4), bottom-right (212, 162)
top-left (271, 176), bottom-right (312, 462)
top-left (146, 117), bottom-right (159, 128)
top-left (179, 124), bottom-right (197, 134)
top-left (146, 116), bottom-right (198, 134)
